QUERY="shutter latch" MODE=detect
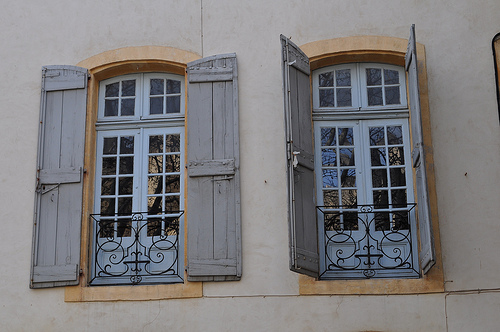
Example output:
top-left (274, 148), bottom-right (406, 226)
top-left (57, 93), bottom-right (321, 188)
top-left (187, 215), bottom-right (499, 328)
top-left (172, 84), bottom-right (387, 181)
top-left (292, 151), bottom-right (300, 168)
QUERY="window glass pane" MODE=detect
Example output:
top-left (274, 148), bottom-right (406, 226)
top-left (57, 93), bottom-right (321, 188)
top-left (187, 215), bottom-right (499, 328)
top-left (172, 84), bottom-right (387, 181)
top-left (319, 72), bottom-right (334, 87)
top-left (101, 178), bottom-right (116, 195)
top-left (338, 128), bottom-right (353, 145)
top-left (373, 190), bottom-right (388, 208)
top-left (104, 99), bottom-right (118, 116)
top-left (103, 137), bottom-right (117, 154)
top-left (322, 169), bottom-right (338, 188)
top-left (323, 190), bottom-right (339, 207)
top-left (343, 212), bottom-right (358, 230)
top-left (166, 79), bottom-right (181, 94)
top-left (98, 221), bottom-right (114, 238)
top-left (118, 177), bottom-right (133, 195)
top-left (147, 218), bottom-right (162, 237)
top-left (384, 69), bottom-right (399, 84)
top-left (119, 157), bottom-right (134, 174)
top-left (369, 127), bottom-right (385, 146)
top-left (366, 68), bottom-right (382, 85)
top-left (336, 88), bottom-right (352, 107)
top-left (393, 211), bottom-right (409, 230)
top-left (321, 128), bottom-right (336, 146)
top-left (339, 148), bottom-right (354, 166)
top-left (149, 135), bottom-right (163, 153)
top-left (165, 175), bottom-right (180, 192)
top-left (166, 96), bottom-right (180, 113)
top-left (148, 176), bottom-right (163, 195)
top-left (336, 69), bottom-right (351, 86)
top-left (100, 198), bottom-right (115, 216)
top-left (150, 97), bottom-right (163, 115)
top-left (120, 136), bottom-right (134, 154)
top-left (375, 212), bottom-right (390, 231)
top-left (150, 79), bottom-right (164, 95)
top-left (370, 148), bottom-right (386, 166)
top-left (385, 86), bottom-right (400, 105)
top-left (371, 169), bottom-right (387, 188)
top-left (390, 168), bottom-right (406, 187)
top-left (121, 80), bottom-right (136, 97)
top-left (165, 195), bottom-right (180, 212)
top-left (102, 157), bottom-right (116, 175)
top-left (321, 148), bottom-right (337, 166)
top-left (105, 82), bottom-right (119, 97)
top-left (341, 189), bottom-right (357, 207)
top-left (117, 219), bottom-right (131, 237)
top-left (319, 89), bottom-right (334, 107)
top-left (367, 87), bottom-right (383, 106)
top-left (121, 99), bottom-right (135, 116)
top-left (165, 134), bottom-right (180, 152)
top-left (165, 155), bottom-right (181, 172)
top-left (340, 169), bottom-right (356, 187)
top-left (148, 196), bottom-right (163, 215)
top-left (324, 212), bottom-right (341, 231)
top-left (118, 197), bottom-right (132, 215)
top-left (391, 189), bottom-right (407, 208)
top-left (149, 155), bottom-right (163, 174)
top-left (387, 126), bottom-right (403, 144)
top-left (388, 146), bottom-right (405, 165)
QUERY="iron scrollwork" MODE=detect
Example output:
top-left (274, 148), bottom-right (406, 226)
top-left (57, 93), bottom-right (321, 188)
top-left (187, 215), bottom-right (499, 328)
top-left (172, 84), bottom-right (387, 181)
top-left (318, 204), bottom-right (419, 279)
top-left (89, 211), bottom-right (183, 285)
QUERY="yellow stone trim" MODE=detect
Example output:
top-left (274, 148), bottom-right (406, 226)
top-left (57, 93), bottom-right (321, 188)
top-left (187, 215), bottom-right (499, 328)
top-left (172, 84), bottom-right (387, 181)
top-left (299, 35), bottom-right (444, 295)
top-left (66, 46), bottom-right (202, 302)
top-left (65, 273), bottom-right (202, 302)
top-left (77, 46), bottom-right (200, 72)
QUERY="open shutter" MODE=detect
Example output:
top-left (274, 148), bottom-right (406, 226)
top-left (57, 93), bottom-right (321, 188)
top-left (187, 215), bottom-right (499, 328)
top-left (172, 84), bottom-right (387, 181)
top-left (31, 66), bottom-right (88, 288)
top-left (281, 35), bottom-right (319, 277)
top-left (405, 25), bottom-right (436, 274)
top-left (186, 54), bottom-right (241, 281)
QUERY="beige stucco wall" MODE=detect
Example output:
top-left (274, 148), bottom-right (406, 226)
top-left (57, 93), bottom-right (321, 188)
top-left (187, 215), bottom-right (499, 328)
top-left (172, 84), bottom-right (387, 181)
top-left (1, 0), bottom-right (500, 331)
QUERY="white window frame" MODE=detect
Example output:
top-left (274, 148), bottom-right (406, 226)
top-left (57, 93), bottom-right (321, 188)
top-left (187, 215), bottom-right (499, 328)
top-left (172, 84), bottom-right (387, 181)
top-left (91, 73), bottom-right (185, 285)
top-left (98, 73), bottom-right (185, 122)
top-left (313, 63), bottom-right (419, 279)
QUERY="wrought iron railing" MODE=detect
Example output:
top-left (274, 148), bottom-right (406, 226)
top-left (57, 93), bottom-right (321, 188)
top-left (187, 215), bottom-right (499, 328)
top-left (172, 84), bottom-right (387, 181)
top-left (317, 204), bottom-right (419, 279)
top-left (89, 211), bottom-right (183, 285)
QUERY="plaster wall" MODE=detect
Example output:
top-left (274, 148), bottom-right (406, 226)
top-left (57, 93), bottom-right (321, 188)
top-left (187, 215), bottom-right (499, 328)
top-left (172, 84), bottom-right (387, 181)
top-left (0, 0), bottom-right (499, 330)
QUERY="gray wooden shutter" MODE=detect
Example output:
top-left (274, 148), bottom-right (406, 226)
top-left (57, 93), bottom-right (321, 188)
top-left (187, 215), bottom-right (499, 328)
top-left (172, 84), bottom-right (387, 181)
top-left (31, 66), bottom-right (88, 288)
top-left (186, 54), bottom-right (241, 281)
top-left (281, 35), bottom-right (319, 277)
top-left (405, 25), bottom-right (436, 274)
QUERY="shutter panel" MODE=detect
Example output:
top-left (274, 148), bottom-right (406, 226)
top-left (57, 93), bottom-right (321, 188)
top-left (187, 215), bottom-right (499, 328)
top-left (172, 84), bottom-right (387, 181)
top-left (405, 25), bottom-right (436, 274)
top-left (186, 54), bottom-right (241, 281)
top-left (281, 35), bottom-right (319, 277)
top-left (31, 66), bottom-right (88, 288)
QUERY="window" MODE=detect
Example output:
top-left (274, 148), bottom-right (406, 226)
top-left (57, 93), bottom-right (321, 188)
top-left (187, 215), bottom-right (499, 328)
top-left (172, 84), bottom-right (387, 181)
top-left (91, 73), bottom-right (185, 285)
top-left (281, 26), bottom-right (438, 284)
top-left (31, 52), bottom-right (242, 290)
top-left (313, 64), bottom-right (419, 279)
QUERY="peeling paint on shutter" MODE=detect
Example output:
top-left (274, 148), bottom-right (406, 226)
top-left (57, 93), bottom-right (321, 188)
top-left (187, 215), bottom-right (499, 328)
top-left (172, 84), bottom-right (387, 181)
top-left (186, 54), bottom-right (241, 281)
top-left (281, 35), bottom-right (319, 277)
top-left (31, 66), bottom-right (87, 288)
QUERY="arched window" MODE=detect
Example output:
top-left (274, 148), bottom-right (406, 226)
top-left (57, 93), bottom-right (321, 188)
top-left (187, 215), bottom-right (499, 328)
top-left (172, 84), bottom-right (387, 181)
top-left (281, 27), bottom-right (440, 284)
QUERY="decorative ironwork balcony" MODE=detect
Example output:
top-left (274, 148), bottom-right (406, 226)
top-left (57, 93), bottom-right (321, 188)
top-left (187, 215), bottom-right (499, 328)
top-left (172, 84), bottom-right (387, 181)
top-left (317, 204), bottom-right (419, 279)
top-left (89, 211), bottom-right (183, 285)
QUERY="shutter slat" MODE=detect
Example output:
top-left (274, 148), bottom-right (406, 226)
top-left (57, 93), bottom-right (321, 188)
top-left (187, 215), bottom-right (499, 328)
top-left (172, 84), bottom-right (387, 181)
top-left (31, 65), bottom-right (87, 288)
top-left (39, 167), bottom-right (81, 184)
top-left (281, 35), bottom-right (319, 278)
top-left (405, 25), bottom-right (436, 274)
top-left (187, 54), bottom-right (241, 281)
top-left (187, 159), bottom-right (235, 177)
